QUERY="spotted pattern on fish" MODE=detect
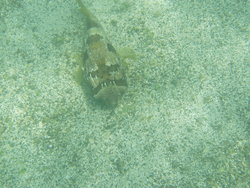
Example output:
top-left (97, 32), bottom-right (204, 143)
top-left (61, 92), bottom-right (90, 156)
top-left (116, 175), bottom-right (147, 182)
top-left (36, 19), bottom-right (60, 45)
top-left (76, 0), bottom-right (127, 106)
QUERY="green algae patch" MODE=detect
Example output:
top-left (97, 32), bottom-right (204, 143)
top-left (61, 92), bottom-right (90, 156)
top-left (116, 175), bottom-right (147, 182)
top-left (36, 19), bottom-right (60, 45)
top-left (73, 66), bottom-right (85, 86)
top-left (117, 47), bottom-right (137, 60)
top-left (64, 51), bottom-right (85, 86)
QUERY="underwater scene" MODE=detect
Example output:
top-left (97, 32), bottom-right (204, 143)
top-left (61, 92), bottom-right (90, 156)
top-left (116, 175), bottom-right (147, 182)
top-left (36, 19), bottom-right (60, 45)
top-left (0, 0), bottom-right (249, 187)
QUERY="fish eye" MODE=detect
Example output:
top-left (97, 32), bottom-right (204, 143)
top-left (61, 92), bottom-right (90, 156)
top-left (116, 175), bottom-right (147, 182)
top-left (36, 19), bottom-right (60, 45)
top-left (107, 43), bottom-right (117, 53)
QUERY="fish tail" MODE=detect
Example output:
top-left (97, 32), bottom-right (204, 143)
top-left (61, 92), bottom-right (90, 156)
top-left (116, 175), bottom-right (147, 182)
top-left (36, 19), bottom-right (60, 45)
top-left (76, 0), bottom-right (102, 29)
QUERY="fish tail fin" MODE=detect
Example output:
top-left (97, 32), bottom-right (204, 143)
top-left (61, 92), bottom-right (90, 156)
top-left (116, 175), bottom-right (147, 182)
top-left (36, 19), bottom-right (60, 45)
top-left (76, 0), bottom-right (102, 29)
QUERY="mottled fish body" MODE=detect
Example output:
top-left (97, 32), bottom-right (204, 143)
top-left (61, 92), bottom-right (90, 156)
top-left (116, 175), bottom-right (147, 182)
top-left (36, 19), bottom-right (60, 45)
top-left (76, 0), bottom-right (127, 106)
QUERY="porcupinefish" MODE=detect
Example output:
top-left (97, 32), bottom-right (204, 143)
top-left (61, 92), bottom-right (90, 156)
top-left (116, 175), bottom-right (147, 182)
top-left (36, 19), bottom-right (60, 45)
top-left (76, 0), bottom-right (127, 106)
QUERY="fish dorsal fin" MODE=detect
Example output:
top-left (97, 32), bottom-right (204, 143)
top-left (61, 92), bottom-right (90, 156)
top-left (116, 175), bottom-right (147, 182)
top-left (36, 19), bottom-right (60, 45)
top-left (76, 0), bottom-right (102, 29)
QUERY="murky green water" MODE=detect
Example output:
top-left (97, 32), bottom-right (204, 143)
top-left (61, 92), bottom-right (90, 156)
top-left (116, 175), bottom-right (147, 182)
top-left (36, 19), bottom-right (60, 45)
top-left (0, 0), bottom-right (249, 187)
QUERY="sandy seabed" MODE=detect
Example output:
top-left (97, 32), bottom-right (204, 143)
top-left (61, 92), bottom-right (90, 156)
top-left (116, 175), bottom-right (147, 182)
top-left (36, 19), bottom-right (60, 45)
top-left (0, 0), bottom-right (249, 187)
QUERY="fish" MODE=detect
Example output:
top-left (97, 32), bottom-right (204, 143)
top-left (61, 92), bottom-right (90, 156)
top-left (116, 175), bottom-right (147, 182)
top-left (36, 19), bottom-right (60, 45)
top-left (76, 0), bottom-right (127, 106)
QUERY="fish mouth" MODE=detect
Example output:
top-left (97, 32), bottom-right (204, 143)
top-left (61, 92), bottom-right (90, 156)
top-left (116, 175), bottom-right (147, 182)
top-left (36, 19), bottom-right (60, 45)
top-left (93, 82), bottom-right (127, 106)
top-left (93, 79), bottom-right (127, 96)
